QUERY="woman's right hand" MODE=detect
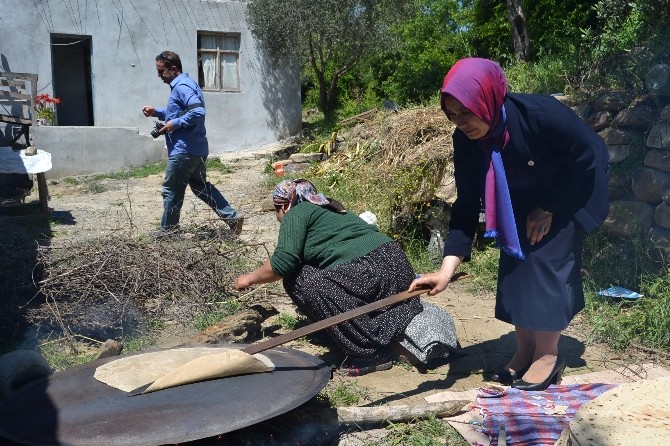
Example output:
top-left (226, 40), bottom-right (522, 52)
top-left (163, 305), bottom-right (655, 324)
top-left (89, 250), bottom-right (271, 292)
top-left (409, 255), bottom-right (463, 296)
top-left (409, 272), bottom-right (451, 296)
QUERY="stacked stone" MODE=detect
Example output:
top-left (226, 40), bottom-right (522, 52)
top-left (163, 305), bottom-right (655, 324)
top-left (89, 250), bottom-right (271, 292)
top-left (560, 87), bottom-right (670, 252)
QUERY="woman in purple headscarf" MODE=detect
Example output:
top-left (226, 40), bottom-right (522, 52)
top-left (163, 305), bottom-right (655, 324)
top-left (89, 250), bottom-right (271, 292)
top-left (234, 179), bottom-right (460, 376)
top-left (410, 58), bottom-right (609, 391)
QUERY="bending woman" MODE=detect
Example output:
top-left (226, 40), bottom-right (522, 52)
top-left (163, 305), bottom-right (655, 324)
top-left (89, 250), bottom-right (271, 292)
top-left (410, 58), bottom-right (609, 391)
top-left (234, 179), bottom-right (459, 376)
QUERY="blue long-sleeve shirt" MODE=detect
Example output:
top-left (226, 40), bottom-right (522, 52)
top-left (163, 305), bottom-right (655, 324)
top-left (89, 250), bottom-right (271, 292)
top-left (154, 73), bottom-right (208, 157)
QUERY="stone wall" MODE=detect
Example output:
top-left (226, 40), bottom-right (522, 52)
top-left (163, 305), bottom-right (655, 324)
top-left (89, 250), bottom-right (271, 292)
top-left (561, 90), bottom-right (670, 251)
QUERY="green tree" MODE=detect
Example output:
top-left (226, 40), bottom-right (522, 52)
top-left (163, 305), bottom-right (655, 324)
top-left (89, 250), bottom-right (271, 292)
top-left (367, 0), bottom-right (474, 105)
top-left (469, 0), bottom-right (598, 64)
top-left (246, 0), bottom-right (417, 119)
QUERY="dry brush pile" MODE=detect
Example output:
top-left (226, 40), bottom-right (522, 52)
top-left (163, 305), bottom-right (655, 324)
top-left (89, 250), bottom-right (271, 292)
top-left (27, 233), bottom-right (268, 343)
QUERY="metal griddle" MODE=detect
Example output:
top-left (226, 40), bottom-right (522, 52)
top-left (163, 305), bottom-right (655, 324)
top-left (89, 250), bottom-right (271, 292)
top-left (0, 345), bottom-right (330, 446)
top-left (0, 285), bottom-right (441, 445)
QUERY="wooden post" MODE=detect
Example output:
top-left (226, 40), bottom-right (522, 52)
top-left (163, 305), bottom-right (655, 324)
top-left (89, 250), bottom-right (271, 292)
top-left (36, 172), bottom-right (49, 215)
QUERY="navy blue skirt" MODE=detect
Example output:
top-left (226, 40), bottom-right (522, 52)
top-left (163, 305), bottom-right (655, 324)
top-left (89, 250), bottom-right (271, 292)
top-left (495, 191), bottom-right (586, 331)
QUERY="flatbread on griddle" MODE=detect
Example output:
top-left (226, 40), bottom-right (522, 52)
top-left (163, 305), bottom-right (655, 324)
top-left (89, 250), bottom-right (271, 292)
top-left (143, 349), bottom-right (273, 393)
top-left (93, 347), bottom-right (274, 392)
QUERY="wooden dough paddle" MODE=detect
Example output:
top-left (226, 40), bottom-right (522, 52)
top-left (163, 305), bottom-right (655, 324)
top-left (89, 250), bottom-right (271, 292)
top-left (128, 277), bottom-right (465, 396)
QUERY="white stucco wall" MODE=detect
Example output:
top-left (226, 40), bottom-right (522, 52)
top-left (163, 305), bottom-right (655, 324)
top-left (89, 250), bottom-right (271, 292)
top-left (31, 126), bottom-right (165, 178)
top-left (0, 0), bottom-right (301, 155)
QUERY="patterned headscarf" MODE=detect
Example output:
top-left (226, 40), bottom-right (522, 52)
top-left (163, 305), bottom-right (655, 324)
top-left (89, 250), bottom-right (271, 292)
top-left (441, 58), bottom-right (524, 260)
top-left (272, 179), bottom-right (346, 213)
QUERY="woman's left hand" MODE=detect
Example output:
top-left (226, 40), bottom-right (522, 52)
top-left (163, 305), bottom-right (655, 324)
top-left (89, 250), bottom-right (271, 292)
top-left (233, 260), bottom-right (282, 291)
top-left (526, 207), bottom-right (553, 245)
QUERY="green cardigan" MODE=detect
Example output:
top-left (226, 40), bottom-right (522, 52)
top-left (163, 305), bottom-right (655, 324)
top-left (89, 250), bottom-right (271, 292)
top-left (270, 202), bottom-right (392, 278)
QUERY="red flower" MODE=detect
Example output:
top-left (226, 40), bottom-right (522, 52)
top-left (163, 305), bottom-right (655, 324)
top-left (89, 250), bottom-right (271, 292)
top-left (35, 93), bottom-right (61, 106)
top-left (34, 93), bottom-right (61, 124)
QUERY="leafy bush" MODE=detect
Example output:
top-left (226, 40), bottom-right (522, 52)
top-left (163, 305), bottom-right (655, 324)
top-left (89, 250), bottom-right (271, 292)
top-left (505, 57), bottom-right (578, 95)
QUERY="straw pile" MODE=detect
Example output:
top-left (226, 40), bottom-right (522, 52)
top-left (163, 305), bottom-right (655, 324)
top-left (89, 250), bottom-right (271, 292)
top-left (323, 106), bottom-right (456, 221)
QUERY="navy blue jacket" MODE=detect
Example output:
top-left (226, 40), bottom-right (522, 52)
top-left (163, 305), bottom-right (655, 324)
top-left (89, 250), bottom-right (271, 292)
top-left (443, 93), bottom-right (610, 260)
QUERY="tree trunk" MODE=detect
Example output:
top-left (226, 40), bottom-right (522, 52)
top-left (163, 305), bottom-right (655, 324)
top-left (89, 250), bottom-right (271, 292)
top-left (319, 84), bottom-right (335, 120)
top-left (506, 0), bottom-right (530, 61)
top-left (318, 75), bottom-right (338, 121)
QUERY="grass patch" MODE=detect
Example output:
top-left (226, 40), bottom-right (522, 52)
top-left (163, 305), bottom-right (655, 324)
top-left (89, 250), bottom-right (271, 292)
top-left (584, 268), bottom-right (670, 350)
top-left (62, 177), bottom-right (80, 186)
top-left (392, 358), bottom-right (414, 371)
top-left (206, 158), bottom-right (234, 174)
top-left (39, 339), bottom-right (97, 372)
top-left (383, 415), bottom-right (459, 446)
top-left (122, 319), bottom-right (164, 354)
top-left (277, 312), bottom-right (301, 331)
top-left (400, 232), bottom-right (442, 273)
top-left (318, 380), bottom-right (369, 407)
top-left (123, 332), bottom-right (159, 354)
top-left (93, 161), bottom-right (167, 181)
top-left (582, 230), bottom-right (657, 295)
top-left (83, 179), bottom-right (108, 194)
top-left (458, 242), bottom-right (499, 293)
top-left (56, 157), bottom-right (234, 189)
top-left (193, 299), bottom-right (245, 331)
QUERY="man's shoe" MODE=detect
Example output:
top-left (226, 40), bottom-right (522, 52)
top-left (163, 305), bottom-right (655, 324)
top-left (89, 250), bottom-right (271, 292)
top-left (225, 216), bottom-right (244, 235)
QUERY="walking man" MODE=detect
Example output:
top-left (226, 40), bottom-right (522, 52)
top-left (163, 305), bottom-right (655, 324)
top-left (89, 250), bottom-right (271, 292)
top-left (142, 50), bottom-right (243, 237)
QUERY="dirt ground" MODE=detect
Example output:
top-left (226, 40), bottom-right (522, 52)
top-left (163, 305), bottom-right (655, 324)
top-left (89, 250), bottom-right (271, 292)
top-left (9, 146), bottom-right (663, 445)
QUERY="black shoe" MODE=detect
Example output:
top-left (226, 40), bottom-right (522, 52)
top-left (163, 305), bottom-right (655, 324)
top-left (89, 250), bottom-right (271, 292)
top-left (340, 351), bottom-right (393, 377)
top-left (483, 364), bottom-right (530, 385)
top-left (511, 359), bottom-right (566, 391)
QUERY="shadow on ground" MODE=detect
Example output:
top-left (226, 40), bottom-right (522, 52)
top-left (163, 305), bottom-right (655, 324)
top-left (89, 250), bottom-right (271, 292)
top-left (0, 205), bottom-right (62, 352)
top-left (370, 331), bottom-right (588, 406)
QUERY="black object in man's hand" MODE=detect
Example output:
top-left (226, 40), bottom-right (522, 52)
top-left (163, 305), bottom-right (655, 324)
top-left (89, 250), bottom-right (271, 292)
top-left (151, 121), bottom-right (165, 138)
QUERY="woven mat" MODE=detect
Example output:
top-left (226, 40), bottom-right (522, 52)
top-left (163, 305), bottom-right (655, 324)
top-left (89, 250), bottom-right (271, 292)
top-left (424, 363), bottom-right (670, 446)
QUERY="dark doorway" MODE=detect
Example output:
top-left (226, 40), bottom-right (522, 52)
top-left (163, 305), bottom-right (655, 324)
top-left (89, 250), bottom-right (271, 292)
top-left (51, 35), bottom-right (94, 126)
